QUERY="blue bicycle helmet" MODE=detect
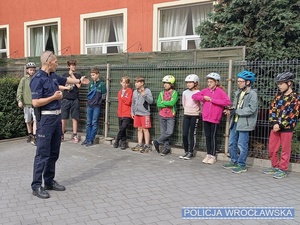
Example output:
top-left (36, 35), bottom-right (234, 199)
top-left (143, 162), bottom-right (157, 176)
top-left (237, 70), bottom-right (256, 84)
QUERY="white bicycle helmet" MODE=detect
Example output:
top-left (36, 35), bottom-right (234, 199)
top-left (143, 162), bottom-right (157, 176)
top-left (26, 62), bottom-right (36, 69)
top-left (185, 74), bottom-right (199, 83)
top-left (206, 72), bottom-right (221, 81)
top-left (162, 75), bottom-right (176, 84)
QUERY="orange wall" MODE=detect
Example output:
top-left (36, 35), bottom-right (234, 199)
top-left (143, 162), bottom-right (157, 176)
top-left (0, 0), bottom-right (173, 58)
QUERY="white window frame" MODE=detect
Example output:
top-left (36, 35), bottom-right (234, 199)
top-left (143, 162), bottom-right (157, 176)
top-left (80, 8), bottom-right (127, 54)
top-left (0, 25), bottom-right (9, 58)
top-left (153, 0), bottom-right (213, 51)
top-left (24, 18), bottom-right (61, 57)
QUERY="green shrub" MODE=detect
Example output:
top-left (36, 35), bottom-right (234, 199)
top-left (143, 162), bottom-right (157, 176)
top-left (0, 77), bottom-right (26, 139)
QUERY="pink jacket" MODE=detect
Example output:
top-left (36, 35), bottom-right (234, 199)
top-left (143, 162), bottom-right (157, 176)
top-left (192, 87), bottom-right (231, 124)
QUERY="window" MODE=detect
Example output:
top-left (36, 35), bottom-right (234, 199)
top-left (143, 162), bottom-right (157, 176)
top-left (0, 27), bottom-right (7, 58)
top-left (154, 2), bottom-right (213, 51)
top-left (25, 18), bottom-right (61, 57)
top-left (81, 9), bottom-right (127, 55)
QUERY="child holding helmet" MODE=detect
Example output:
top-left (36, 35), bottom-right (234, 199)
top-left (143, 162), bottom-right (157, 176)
top-left (179, 74), bottom-right (201, 160)
top-left (222, 70), bottom-right (258, 173)
top-left (192, 73), bottom-right (231, 164)
top-left (263, 72), bottom-right (300, 179)
top-left (152, 75), bottom-right (179, 156)
top-left (16, 62), bottom-right (37, 146)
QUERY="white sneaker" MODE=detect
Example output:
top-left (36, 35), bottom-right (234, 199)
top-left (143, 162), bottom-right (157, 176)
top-left (207, 156), bottom-right (216, 164)
top-left (202, 155), bottom-right (210, 164)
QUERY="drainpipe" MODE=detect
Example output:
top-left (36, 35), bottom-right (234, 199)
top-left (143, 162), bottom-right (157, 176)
top-left (224, 60), bottom-right (233, 156)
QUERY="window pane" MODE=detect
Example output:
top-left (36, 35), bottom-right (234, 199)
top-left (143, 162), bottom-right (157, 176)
top-left (85, 15), bottom-right (123, 54)
top-left (29, 24), bottom-right (58, 57)
top-left (0, 29), bottom-right (7, 50)
top-left (161, 41), bottom-right (181, 51)
top-left (30, 27), bottom-right (43, 57)
top-left (107, 46), bottom-right (118, 53)
top-left (0, 53), bottom-right (7, 58)
top-left (187, 40), bottom-right (197, 49)
top-left (87, 47), bottom-right (102, 54)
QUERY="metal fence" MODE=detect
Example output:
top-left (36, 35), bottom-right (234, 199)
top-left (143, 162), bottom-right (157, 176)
top-left (2, 59), bottom-right (300, 162)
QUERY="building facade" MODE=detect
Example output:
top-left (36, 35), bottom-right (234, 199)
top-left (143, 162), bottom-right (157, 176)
top-left (0, 0), bottom-right (213, 58)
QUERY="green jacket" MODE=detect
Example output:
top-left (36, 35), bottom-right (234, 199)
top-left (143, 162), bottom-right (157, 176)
top-left (16, 75), bottom-right (32, 106)
top-left (157, 89), bottom-right (179, 116)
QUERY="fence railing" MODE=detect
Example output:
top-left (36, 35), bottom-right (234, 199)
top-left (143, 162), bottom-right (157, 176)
top-left (2, 59), bottom-right (300, 162)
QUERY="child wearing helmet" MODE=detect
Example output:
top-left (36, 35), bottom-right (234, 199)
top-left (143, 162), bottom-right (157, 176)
top-left (179, 74), bottom-right (201, 160)
top-left (16, 62), bottom-right (37, 146)
top-left (192, 73), bottom-right (231, 164)
top-left (262, 72), bottom-right (300, 179)
top-left (152, 75), bottom-right (179, 156)
top-left (222, 70), bottom-right (258, 173)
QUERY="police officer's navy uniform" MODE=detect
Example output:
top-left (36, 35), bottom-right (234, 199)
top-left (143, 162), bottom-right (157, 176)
top-left (30, 70), bottom-right (67, 191)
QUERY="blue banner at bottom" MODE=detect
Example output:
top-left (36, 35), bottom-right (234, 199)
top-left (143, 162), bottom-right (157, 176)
top-left (182, 207), bottom-right (294, 219)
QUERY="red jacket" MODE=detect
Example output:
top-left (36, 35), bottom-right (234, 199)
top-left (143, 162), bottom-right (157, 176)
top-left (117, 88), bottom-right (133, 118)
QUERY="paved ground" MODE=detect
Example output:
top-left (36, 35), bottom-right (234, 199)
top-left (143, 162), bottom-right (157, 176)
top-left (0, 137), bottom-right (300, 225)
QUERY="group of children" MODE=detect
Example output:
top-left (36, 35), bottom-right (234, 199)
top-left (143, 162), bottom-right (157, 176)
top-left (17, 61), bottom-right (300, 179)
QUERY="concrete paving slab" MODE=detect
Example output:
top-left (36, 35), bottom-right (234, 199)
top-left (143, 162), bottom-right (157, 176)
top-left (0, 138), bottom-right (299, 225)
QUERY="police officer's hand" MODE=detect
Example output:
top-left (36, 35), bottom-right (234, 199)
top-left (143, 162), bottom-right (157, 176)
top-left (80, 76), bottom-right (90, 85)
top-left (53, 91), bottom-right (63, 100)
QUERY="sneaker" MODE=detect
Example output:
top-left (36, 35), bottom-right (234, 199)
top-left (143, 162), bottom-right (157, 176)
top-left (152, 140), bottom-right (160, 153)
top-left (222, 162), bottom-right (238, 169)
top-left (140, 145), bottom-right (152, 153)
top-left (61, 134), bottom-right (64, 142)
top-left (86, 141), bottom-right (93, 147)
top-left (131, 144), bottom-right (143, 151)
top-left (31, 136), bottom-right (36, 146)
top-left (81, 140), bottom-right (88, 145)
top-left (262, 167), bottom-right (279, 175)
top-left (273, 169), bottom-right (287, 179)
top-left (207, 156), bottom-right (216, 164)
top-left (27, 135), bottom-right (32, 143)
top-left (72, 135), bottom-right (79, 143)
top-left (120, 141), bottom-right (127, 150)
top-left (232, 165), bottom-right (247, 174)
top-left (202, 155), bottom-right (210, 164)
top-left (160, 148), bottom-right (171, 156)
top-left (113, 140), bottom-right (119, 148)
top-left (179, 152), bottom-right (188, 159)
top-left (184, 152), bottom-right (193, 160)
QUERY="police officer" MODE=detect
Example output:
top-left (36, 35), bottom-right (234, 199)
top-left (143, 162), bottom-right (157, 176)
top-left (30, 51), bottom-right (89, 199)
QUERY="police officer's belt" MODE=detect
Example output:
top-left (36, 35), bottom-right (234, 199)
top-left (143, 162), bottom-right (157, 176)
top-left (41, 110), bottom-right (61, 115)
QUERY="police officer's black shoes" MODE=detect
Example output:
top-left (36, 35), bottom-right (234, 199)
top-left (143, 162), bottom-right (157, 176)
top-left (45, 180), bottom-right (66, 191)
top-left (32, 187), bottom-right (50, 199)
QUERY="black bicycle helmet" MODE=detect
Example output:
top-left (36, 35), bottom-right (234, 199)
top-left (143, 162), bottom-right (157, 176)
top-left (274, 72), bottom-right (294, 83)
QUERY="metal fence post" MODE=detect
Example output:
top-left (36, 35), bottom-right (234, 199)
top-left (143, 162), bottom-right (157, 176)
top-left (104, 63), bottom-right (110, 139)
top-left (224, 60), bottom-right (233, 156)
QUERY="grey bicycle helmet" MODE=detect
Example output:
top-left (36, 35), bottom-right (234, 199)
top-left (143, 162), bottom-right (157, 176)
top-left (274, 72), bottom-right (294, 83)
top-left (26, 62), bottom-right (36, 69)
